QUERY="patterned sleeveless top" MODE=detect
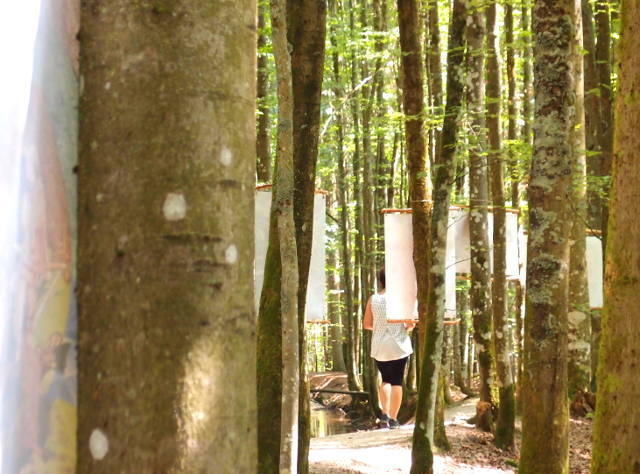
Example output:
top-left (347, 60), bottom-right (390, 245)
top-left (370, 293), bottom-right (413, 362)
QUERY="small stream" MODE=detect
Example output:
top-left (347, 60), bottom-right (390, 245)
top-left (310, 401), bottom-right (356, 438)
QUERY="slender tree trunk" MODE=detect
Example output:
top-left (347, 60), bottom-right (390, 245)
top-left (257, 1), bottom-right (272, 183)
top-left (287, 1), bottom-right (327, 470)
top-left (467, 1), bottom-right (494, 431)
top-left (582, 0), bottom-right (602, 231)
top-left (330, 1), bottom-right (360, 391)
top-left (425, 0), bottom-right (443, 164)
top-left (328, 248), bottom-right (346, 371)
top-left (568, 0), bottom-right (591, 402)
top-left (514, 279), bottom-right (524, 413)
top-left (594, 0), bottom-right (613, 250)
top-left (77, 1), bottom-right (257, 472)
top-left (486, 0), bottom-right (515, 448)
top-left (519, 0), bottom-right (575, 472)
top-left (505, 2), bottom-right (518, 208)
top-left (592, 3), bottom-right (640, 467)
top-left (271, 2), bottom-right (300, 471)
top-left (521, 0), bottom-right (534, 150)
top-left (410, 0), bottom-right (466, 471)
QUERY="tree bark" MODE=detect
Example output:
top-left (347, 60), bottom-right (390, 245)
top-left (594, 0), bottom-right (613, 249)
top-left (410, 0), bottom-right (466, 471)
top-left (582, 0), bottom-right (602, 232)
top-left (330, 0), bottom-right (360, 391)
top-left (505, 2), bottom-right (518, 209)
top-left (257, 1), bottom-right (272, 183)
top-left (519, 0), bottom-right (575, 471)
top-left (467, 1), bottom-right (494, 427)
top-left (270, 1), bottom-right (300, 470)
top-left (287, 1), bottom-right (327, 470)
top-left (486, 0), bottom-right (515, 449)
top-left (77, 1), bottom-right (257, 472)
top-left (328, 247), bottom-right (346, 371)
top-left (591, 2), bottom-right (640, 469)
top-left (568, 0), bottom-right (591, 401)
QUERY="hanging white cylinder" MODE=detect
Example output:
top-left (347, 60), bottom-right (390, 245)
top-left (384, 212), bottom-right (418, 320)
top-left (305, 193), bottom-right (327, 321)
top-left (254, 188), bottom-right (327, 321)
top-left (586, 235), bottom-right (603, 309)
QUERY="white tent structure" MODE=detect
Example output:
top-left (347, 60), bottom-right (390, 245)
top-left (254, 186), bottom-right (327, 321)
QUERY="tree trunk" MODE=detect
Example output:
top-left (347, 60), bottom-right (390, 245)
top-left (568, 0), bottom-right (591, 402)
top-left (328, 248), bottom-right (346, 371)
top-left (270, 1), bottom-right (300, 470)
top-left (514, 279), bottom-right (524, 414)
top-left (519, 0), bottom-right (575, 472)
top-left (425, 0), bottom-right (443, 165)
top-left (467, 1), bottom-right (494, 427)
top-left (521, 0), bottom-right (534, 150)
top-left (287, 1), bottom-right (327, 470)
top-left (591, 2), bottom-right (640, 469)
top-left (257, 2), bottom-right (272, 183)
top-left (582, 0), bottom-right (602, 231)
top-left (76, 1), bottom-right (257, 472)
top-left (505, 2), bottom-right (518, 208)
top-left (330, 0), bottom-right (360, 391)
top-left (486, 0), bottom-right (515, 448)
top-left (594, 0), bottom-right (613, 250)
top-left (410, 0), bottom-right (466, 471)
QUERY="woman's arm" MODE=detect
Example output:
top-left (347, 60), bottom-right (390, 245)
top-left (363, 297), bottom-right (374, 330)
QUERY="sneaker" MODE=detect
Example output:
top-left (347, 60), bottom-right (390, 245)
top-left (378, 413), bottom-right (390, 429)
top-left (389, 418), bottom-right (400, 429)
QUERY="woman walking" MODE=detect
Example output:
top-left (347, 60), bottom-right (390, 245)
top-left (363, 267), bottom-right (414, 429)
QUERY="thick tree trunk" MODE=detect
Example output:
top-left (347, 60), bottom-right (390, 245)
top-left (77, 1), bottom-right (257, 472)
top-left (486, 0), bottom-right (515, 448)
top-left (287, 1), bottom-right (327, 470)
top-left (467, 1), bottom-right (494, 428)
top-left (270, 1), bottom-right (300, 470)
top-left (257, 2), bottom-right (272, 183)
top-left (591, 3), bottom-right (640, 469)
top-left (410, 0), bottom-right (466, 471)
top-left (519, 0), bottom-right (575, 472)
top-left (568, 0), bottom-right (591, 402)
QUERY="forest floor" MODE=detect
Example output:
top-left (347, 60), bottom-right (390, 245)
top-left (309, 372), bottom-right (593, 474)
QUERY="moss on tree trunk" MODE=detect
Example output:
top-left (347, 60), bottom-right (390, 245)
top-left (591, 1), bottom-right (640, 470)
top-left (410, 0), bottom-right (466, 471)
top-left (519, 0), bottom-right (575, 472)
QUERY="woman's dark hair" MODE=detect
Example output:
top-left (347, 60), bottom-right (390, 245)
top-left (377, 267), bottom-right (386, 290)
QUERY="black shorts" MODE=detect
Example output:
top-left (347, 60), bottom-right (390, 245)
top-left (375, 357), bottom-right (408, 386)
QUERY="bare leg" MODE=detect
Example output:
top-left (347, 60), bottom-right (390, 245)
top-left (379, 382), bottom-right (391, 416)
top-left (389, 385), bottom-right (403, 420)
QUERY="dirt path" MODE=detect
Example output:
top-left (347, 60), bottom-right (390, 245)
top-left (310, 398), bottom-right (593, 474)
top-left (310, 398), bottom-right (484, 474)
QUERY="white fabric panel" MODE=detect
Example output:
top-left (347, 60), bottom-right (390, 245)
top-left (254, 190), bottom-right (327, 321)
top-left (306, 193), bottom-right (327, 321)
top-left (450, 207), bottom-right (470, 273)
top-left (445, 216), bottom-right (457, 319)
top-left (254, 189), bottom-right (272, 311)
top-left (586, 235), bottom-right (604, 308)
top-left (384, 213), bottom-right (418, 320)
top-left (505, 212), bottom-right (520, 277)
top-left (519, 228), bottom-right (528, 286)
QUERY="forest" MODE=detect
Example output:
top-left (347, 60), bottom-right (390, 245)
top-left (13, 0), bottom-right (635, 472)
